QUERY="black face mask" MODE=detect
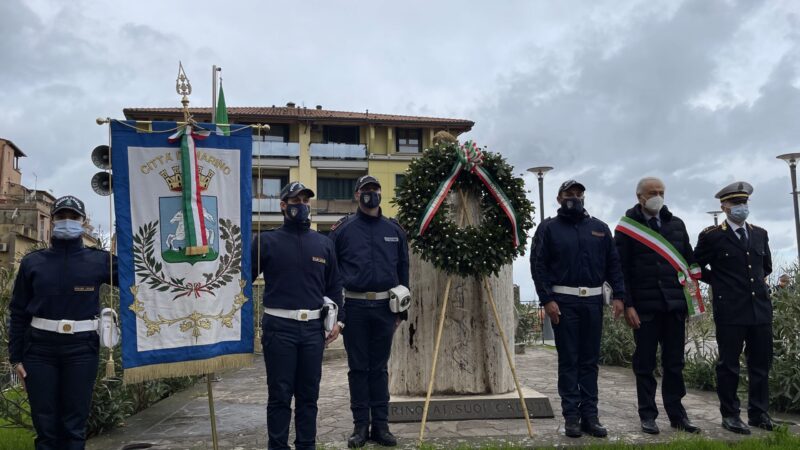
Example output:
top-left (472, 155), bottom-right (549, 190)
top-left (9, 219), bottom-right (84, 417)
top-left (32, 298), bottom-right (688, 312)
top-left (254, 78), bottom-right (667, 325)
top-left (285, 203), bottom-right (310, 222)
top-left (560, 197), bottom-right (585, 216)
top-left (359, 191), bottom-right (381, 209)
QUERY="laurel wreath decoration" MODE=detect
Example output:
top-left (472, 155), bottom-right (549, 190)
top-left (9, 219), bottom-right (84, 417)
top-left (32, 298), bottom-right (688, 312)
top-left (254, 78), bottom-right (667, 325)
top-left (129, 279), bottom-right (249, 338)
top-left (133, 218), bottom-right (243, 300)
top-left (393, 142), bottom-right (534, 277)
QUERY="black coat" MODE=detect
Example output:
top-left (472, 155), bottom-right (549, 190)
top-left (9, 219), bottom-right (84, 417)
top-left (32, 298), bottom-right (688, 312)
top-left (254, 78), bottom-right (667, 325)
top-left (614, 205), bottom-right (696, 314)
top-left (694, 221), bottom-right (772, 325)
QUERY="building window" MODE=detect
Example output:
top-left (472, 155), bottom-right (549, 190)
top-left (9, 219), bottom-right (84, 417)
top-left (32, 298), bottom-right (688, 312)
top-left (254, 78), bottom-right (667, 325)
top-left (323, 126), bottom-right (360, 144)
top-left (395, 174), bottom-right (407, 194)
top-left (262, 124), bottom-right (290, 142)
top-left (396, 128), bottom-right (422, 153)
top-left (253, 175), bottom-right (287, 199)
top-left (317, 177), bottom-right (358, 200)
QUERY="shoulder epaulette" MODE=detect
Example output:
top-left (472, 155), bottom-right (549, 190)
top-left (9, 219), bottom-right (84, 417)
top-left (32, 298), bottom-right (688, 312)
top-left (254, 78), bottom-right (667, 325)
top-left (331, 214), bottom-right (354, 232)
top-left (701, 224), bottom-right (721, 234)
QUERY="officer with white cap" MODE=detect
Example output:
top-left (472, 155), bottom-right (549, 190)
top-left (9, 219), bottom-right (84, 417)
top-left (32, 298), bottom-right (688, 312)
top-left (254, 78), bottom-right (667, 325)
top-left (694, 181), bottom-right (774, 434)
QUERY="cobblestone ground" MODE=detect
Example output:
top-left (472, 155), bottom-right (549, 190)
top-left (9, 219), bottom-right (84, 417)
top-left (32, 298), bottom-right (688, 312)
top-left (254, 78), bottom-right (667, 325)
top-left (87, 346), bottom-right (800, 449)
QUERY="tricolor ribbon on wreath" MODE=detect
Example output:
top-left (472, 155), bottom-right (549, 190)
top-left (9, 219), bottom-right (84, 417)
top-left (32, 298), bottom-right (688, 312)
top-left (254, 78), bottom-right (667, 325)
top-left (416, 141), bottom-right (524, 248)
top-left (615, 216), bottom-right (706, 316)
top-left (168, 125), bottom-right (212, 256)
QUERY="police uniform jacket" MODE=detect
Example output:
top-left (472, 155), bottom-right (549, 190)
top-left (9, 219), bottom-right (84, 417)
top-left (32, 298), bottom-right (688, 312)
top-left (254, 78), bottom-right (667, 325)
top-left (251, 218), bottom-right (345, 319)
top-left (694, 221), bottom-right (772, 325)
top-left (328, 208), bottom-right (409, 293)
top-left (614, 204), bottom-right (695, 314)
top-left (8, 237), bottom-right (118, 364)
top-left (530, 208), bottom-right (625, 304)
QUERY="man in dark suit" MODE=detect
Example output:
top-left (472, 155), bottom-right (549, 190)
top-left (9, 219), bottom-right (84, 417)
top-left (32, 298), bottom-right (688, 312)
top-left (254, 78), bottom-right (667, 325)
top-left (614, 177), bottom-right (701, 435)
top-left (694, 181), bottom-right (774, 435)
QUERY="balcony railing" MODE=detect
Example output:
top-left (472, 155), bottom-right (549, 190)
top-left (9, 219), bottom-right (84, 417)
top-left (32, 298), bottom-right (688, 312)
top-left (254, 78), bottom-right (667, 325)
top-left (252, 198), bottom-right (282, 213)
top-left (252, 141), bottom-right (300, 157)
top-left (315, 199), bottom-right (358, 215)
top-left (310, 143), bottom-right (367, 159)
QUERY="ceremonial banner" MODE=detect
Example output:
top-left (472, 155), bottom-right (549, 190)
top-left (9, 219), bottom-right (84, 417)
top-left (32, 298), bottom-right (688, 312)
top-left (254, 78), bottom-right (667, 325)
top-left (111, 120), bottom-right (253, 383)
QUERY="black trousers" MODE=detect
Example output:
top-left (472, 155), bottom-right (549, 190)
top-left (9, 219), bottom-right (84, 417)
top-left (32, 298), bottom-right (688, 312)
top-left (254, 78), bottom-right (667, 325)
top-left (23, 328), bottom-right (99, 450)
top-left (632, 311), bottom-right (687, 422)
top-left (552, 300), bottom-right (603, 421)
top-left (342, 299), bottom-right (397, 426)
top-left (262, 315), bottom-right (325, 450)
top-left (715, 323), bottom-right (773, 420)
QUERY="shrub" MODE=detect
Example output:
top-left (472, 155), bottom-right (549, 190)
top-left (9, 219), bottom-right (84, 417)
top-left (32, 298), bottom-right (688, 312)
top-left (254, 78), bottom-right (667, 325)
top-left (598, 306), bottom-right (636, 367)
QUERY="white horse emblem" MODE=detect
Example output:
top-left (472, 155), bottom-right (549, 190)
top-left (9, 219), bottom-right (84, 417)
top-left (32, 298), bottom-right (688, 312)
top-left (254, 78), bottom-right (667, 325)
top-left (166, 209), bottom-right (215, 251)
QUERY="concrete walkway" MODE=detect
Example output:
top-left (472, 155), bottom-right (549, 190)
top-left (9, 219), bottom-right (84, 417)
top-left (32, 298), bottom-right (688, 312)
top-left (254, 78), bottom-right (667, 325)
top-left (87, 345), bottom-right (800, 449)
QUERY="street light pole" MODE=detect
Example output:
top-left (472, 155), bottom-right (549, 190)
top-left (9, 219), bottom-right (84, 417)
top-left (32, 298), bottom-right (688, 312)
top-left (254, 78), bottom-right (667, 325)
top-left (706, 210), bottom-right (723, 227)
top-left (528, 166), bottom-right (554, 343)
top-left (777, 153), bottom-right (800, 263)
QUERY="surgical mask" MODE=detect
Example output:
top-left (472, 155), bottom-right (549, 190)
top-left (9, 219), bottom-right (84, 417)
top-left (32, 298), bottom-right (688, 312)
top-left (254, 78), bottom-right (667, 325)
top-left (726, 204), bottom-right (749, 224)
top-left (560, 197), bottom-right (585, 216)
top-left (359, 191), bottom-right (381, 209)
top-left (644, 195), bottom-right (664, 215)
top-left (52, 219), bottom-right (83, 239)
top-left (285, 203), bottom-right (310, 222)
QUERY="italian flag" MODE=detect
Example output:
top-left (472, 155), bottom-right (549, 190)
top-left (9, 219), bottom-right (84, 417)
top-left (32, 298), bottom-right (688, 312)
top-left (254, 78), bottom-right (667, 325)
top-left (169, 125), bottom-right (211, 255)
top-left (615, 216), bottom-right (705, 316)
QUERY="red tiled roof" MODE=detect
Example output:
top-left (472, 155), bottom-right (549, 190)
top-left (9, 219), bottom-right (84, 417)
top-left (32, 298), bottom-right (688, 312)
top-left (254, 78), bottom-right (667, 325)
top-left (123, 106), bottom-right (474, 130)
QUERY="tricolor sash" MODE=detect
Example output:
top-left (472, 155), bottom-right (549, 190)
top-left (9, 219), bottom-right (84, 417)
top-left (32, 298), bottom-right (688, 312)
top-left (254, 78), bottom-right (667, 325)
top-left (615, 216), bottom-right (706, 316)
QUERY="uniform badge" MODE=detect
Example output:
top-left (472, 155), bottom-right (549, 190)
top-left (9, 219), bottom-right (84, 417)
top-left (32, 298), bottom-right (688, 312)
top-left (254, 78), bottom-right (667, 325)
top-left (74, 286), bottom-right (95, 292)
top-left (591, 231), bottom-right (605, 237)
top-left (312, 256), bottom-right (326, 264)
top-left (384, 236), bottom-right (399, 242)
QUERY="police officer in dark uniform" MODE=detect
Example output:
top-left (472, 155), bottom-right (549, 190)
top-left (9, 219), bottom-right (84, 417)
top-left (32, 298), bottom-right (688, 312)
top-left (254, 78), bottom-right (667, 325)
top-left (329, 175), bottom-right (409, 448)
top-left (694, 181), bottom-right (774, 434)
top-left (530, 180), bottom-right (625, 438)
top-left (9, 195), bottom-right (117, 450)
top-left (251, 182), bottom-right (345, 450)
top-left (614, 177), bottom-right (701, 435)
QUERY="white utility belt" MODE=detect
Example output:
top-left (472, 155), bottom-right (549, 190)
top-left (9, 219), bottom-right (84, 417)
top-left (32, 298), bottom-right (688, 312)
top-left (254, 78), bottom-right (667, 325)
top-left (264, 307), bottom-right (322, 322)
top-left (344, 290), bottom-right (390, 300)
top-left (551, 285), bottom-right (603, 297)
top-left (31, 317), bottom-right (99, 334)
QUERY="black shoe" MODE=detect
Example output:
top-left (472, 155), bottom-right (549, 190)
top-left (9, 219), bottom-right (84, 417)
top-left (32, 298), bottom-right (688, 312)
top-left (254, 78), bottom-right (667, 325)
top-left (347, 424), bottom-right (369, 448)
top-left (581, 418), bottom-right (608, 438)
top-left (748, 413), bottom-right (775, 431)
top-left (722, 416), bottom-right (751, 435)
top-left (641, 419), bottom-right (659, 435)
top-left (671, 417), bottom-right (701, 434)
top-left (564, 419), bottom-right (582, 438)
top-left (370, 423), bottom-right (397, 447)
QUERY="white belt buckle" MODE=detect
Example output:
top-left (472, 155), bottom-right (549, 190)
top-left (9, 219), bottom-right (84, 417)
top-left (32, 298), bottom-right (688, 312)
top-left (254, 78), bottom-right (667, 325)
top-left (297, 309), bottom-right (310, 321)
top-left (578, 287), bottom-right (589, 297)
top-left (59, 319), bottom-right (76, 334)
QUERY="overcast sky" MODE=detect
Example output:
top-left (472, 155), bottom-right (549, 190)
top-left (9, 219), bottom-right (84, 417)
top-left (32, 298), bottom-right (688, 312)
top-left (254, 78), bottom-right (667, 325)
top-left (2, 0), bottom-right (800, 300)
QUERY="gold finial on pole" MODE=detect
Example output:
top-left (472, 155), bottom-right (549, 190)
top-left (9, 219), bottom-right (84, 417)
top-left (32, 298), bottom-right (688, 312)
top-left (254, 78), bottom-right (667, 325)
top-left (176, 61), bottom-right (193, 124)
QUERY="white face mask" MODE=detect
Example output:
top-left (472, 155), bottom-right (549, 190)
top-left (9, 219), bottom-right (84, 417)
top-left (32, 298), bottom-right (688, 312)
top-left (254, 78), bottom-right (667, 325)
top-left (643, 195), bottom-right (664, 214)
top-left (52, 219), bottom-right (84, 239)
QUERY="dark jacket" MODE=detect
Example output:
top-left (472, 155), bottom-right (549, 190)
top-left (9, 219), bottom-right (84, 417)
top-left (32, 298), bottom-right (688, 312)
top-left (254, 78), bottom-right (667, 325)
top-left (328, 208), bottom-right (409, 292)
top-left (694, 221), bottom-right (772, 325)
top-left (530, 208), bottom-right (625, 305)
top-left (9, 238), bottom-right (118, 364)
top-left (251, 218), bottom-right (344, 320)
top-left (614, 205), bottom-right (695, 314)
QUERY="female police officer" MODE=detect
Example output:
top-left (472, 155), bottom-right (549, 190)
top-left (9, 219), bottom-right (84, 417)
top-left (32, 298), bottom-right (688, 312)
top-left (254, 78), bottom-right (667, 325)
top-left (9, 195), bottom-right (117, 450)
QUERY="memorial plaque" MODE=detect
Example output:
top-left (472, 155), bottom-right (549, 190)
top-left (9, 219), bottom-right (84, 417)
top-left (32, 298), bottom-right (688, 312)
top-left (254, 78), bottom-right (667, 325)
top-left (388, 387), bottom-right (554, 422)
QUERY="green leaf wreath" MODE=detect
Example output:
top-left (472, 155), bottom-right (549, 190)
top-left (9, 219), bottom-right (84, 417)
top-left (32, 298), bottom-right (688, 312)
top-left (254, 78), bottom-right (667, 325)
top-left (392, 142), bottom-right (534, 277)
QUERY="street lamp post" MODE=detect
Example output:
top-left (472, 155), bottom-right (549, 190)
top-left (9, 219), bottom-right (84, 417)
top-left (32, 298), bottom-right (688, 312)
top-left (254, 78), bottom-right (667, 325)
top-left (528, 166), bottom-right (554, 343)
top-left (777, 153), bottom-right (800, 263)
top-left (706, 210), bottom-right (723, 227)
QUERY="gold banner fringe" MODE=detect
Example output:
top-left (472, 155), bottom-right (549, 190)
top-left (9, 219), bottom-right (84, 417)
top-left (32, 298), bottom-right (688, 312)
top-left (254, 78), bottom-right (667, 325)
top-left (123, 353), bottom-right (253, 384)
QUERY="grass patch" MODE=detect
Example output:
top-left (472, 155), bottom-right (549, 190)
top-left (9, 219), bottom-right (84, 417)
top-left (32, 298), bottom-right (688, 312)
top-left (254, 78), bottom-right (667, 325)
top-left (0, 424), bottom-right (33, 450)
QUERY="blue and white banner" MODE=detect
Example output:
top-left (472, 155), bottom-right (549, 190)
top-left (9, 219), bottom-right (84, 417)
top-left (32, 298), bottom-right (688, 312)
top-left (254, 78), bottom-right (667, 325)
top-left (111, 120), bottom-right (253, 383)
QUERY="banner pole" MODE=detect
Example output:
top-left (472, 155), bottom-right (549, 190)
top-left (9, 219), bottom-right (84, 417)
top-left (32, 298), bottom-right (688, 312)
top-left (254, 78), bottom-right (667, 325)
top-left (207, 374), bottom-right (220, 450)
